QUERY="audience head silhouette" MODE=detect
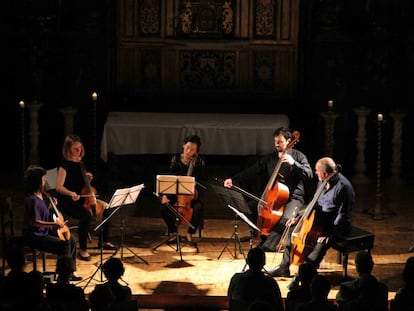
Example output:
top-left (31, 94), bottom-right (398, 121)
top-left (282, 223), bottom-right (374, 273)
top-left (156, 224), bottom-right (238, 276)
top-left (310, 275), bottom-right (331, 301)
top-left (402, 256), bottom-right (414, 286)
top-left (6, 242), bottom-right (26, 272)
top-left (102, 257), bottom-right (125, 281)
top-left (246, 247), bottom-right (265, 272)
top-left (298, 261), bottom-right (317, 285)
top-left (355, 250), bottom-right (374, 274)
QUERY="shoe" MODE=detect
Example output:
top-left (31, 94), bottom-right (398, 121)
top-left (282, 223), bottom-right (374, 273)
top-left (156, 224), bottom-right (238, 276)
top-left (77, 252), bottom-right (92, 261)
top-left (70, 274), bottom-right (83, 282)
top-left (98, 242), bottom-right (119, 251)
top-left (267, 266), bottom-right (290, 277)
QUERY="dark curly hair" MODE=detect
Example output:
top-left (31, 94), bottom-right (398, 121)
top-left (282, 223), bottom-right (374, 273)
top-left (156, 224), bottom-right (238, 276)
top-left (24, 165), bottom-right (46, 194)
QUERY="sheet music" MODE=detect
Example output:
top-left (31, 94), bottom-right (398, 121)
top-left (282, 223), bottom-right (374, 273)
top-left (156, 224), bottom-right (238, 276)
top-left (228, 205), bottom-right (260, 231)
top-left (156, 175), bottom-right (195, 195)
top-left (108, 183), bottom-right (145, 208)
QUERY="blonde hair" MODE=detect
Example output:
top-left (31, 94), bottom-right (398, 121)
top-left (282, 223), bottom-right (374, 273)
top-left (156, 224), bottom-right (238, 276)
top-left (62, 134), bottom-right (85, 160)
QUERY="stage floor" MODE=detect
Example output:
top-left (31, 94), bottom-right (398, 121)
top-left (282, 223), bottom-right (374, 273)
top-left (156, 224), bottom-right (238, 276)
top-left (2, 173), bottom-right (414, 307)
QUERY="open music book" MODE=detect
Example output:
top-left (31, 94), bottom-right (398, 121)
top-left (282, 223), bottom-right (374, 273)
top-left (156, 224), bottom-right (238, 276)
top-left (108, 183), bottom-right (145, 208)
top-left (156, 175), bottom-right (195, 195)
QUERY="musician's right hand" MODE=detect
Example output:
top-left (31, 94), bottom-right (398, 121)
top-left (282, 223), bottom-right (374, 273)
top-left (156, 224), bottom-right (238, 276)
top-left (53, 220), bottom-right (64, 228)
top-left (223, 178), bottom-right (233, 188)
top-left (71, 192), bottom-right (80, 201)
top-left (286, 218), bottom-right (298, 226)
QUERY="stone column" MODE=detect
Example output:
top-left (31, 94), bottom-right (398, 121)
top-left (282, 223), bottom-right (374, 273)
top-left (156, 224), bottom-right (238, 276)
top-left (353, 106), bottom-right (371, 184)
top-left (27, 100), bottom-right (43, 165)
top-left (320, 107), bottom-right (339, 157)
top-left (60, 106), bottom-right (78, 137)
top-left (389, 111), bottom-right (406, 184)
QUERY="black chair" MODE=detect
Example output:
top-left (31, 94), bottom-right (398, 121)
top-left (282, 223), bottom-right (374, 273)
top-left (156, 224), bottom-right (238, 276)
top-left (1, 196), bottom-right (47, 274)
top-left (1, 196), bottom-right (14, 275)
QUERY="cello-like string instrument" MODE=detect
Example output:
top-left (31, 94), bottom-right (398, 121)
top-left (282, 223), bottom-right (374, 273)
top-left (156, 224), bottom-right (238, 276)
top-left (80, 161), bottom-right (104, 222)
top-left (43, 191), bottom-right (71, 241)
top-left (290, 169), bottom-right (337, 266)
top-left (175, 156), bottom-right (197, 224)
top-left (256, 131), bottom-right (300, 236)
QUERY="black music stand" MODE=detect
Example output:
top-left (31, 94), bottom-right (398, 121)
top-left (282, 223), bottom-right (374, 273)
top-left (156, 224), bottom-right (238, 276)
top-left (212, 185), bottom-right (259, 260)
top-left (109, 183), bottom-right (148, 264)
top-left (81, 201), bottom-right (120, 289)
top-left (152, 175), bottom-right (198, 261)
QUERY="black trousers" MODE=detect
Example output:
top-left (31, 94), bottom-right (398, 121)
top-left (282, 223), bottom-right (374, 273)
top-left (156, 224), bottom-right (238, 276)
top-left (58, 201), bottom-right (112, 250)
top-left (23, 233), bottom-right (78, 270)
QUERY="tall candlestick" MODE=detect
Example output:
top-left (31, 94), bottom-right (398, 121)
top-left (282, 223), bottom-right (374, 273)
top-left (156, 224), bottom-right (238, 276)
top-left (20, 100), bottom-right (25, 175)
top-left (91, 92), bottom-right (97, 174)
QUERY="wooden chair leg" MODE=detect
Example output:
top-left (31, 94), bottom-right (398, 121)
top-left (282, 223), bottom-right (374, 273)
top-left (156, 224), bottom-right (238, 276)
top-left (42, 251), bottom-right (46, 271)
top-left (31, 248), bottom-right (38, 271)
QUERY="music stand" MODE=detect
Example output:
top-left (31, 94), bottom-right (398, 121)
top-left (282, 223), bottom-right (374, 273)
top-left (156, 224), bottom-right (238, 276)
top-left (81, 200), bottom-right (122, 289)
top-left (212, 185), bottom-right (259, 259)
top-left (109, 183), bottom-right (148, 264)
top-left (152, 175), bottom-right (197, 261)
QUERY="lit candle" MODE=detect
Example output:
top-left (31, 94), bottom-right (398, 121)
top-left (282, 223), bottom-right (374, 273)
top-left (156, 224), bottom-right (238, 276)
top-left (328, 100), bottom-right (333, 109)
top-left (377, 113), bottom-right (383, 121)
top-left (92, 92), bottom-right (98, 101)
top-left (19, 100), bottom-right (25, 109)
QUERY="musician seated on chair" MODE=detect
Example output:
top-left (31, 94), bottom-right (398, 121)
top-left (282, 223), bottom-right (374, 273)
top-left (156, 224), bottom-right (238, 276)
top-left (55, 134), bottom-right (118, 262)
top-left (223, 127), bottom-right (313, 249)
top-left (268, 157), bottom-right (354, 281)
top-left (160, 135), bottom-right (206, 247)
top-left (21, 165), bottom-right (82, 281)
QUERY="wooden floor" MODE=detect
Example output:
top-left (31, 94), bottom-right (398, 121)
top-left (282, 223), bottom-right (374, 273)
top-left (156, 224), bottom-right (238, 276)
top-left (2, 164), bottom-right (414, 308)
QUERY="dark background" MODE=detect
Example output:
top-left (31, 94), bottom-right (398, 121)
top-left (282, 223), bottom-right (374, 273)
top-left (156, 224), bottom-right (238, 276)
top-left (1, 0), bottom-right (413, 189)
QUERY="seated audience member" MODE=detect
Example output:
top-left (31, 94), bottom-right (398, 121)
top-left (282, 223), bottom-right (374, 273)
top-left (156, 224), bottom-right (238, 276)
top-left (228, 247), bottom-right (284, 311)
top-left (89, 286), bottom-right (115, 311)
top-left (248, 300), bottom-right (275, 311)
top-left (2, 242), bottom-right (30, 308)
top-left (285, 262), bottom-right (318, 311)
top-left (46, 255), bottom-right (89, 311)
top-left (296, 274), bottom-right (338, 311)
top-left (336, 250), bottom-right (388, 311)
top-left (25, 270), bottom-right (52, 311)
top-left (390, 256), bottom-right (414, 311)
top-left (90, 257), bottom-right (136, 311)
top-left (342, 274), bottom-right (387, 311)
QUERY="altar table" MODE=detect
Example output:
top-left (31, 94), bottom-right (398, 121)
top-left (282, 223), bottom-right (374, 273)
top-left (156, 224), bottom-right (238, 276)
top-left (100, 112), bottom-right (289, 162)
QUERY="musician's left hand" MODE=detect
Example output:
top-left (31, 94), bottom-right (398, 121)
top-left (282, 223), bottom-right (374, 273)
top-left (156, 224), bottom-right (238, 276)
top-left (281, 154), bottom-right (295, 166)
top-left (52, 197), bottom-right (58, 206)
top-left (86, 172), bottom-right (93, 181)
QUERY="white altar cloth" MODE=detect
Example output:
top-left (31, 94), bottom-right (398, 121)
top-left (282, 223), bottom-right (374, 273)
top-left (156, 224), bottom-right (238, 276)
top-left (100, 112), bottom-right (289, 161)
